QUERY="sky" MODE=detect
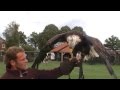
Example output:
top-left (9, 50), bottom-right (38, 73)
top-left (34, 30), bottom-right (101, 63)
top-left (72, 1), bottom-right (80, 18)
top-left (0, 11), bottom-right (120, 44)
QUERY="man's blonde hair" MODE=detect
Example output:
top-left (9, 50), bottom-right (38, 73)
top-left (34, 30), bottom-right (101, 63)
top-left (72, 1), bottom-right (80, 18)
top-left (5, 46), bottom-right (25, 69)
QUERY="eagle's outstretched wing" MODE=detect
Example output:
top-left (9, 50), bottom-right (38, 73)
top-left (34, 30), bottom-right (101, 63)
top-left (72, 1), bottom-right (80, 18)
top-left (31, 33), bottom-right (67, 69)
top-left (86, 36), bottom-right (117, 79)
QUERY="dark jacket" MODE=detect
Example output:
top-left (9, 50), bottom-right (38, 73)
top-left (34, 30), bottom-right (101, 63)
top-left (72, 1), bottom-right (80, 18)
top-left (1, 67), bottom-right (63, 79)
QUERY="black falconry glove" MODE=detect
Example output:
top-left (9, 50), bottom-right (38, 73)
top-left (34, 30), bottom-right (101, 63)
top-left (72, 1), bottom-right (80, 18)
top-left (60, 57), bottom-right (79, 75)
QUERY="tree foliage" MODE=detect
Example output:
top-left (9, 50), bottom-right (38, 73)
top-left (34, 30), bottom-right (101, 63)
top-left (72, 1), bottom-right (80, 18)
top-left (72, 26), bottom-right (83, 32)
top-left (27, 32), bottom-right (39, 50)
top-left (39, 24), bottom-right (59, 48)
top-left (19, 31), bottom-right (27, 46)
top-left (43, 24), bottom-right (59, 39)
top-left (3, 21), bottom-right (20, 48)
top-left (105, 35), bottom-right (120, 50)
top-left (22, 44), bottom-right (35, 51)
top-left (59, 25), bottom-right (71, 33)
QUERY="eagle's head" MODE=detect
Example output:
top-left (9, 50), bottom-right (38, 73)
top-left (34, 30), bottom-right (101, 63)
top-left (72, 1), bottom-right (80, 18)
top-left (67, 34), bottom-right (99, 61)
top-left (67, 35), bottom-right (81, 49)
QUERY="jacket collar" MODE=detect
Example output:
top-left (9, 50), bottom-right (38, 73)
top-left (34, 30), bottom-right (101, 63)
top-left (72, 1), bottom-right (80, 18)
top-left (7, 69), bottom-right (28, 77)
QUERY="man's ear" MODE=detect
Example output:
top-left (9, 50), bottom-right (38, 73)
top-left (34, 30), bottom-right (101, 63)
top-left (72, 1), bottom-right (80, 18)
top-left (10, 60), bottom-right (16, 66)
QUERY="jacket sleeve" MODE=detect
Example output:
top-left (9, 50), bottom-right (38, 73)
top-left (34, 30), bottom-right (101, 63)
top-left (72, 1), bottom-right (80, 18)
top-left (31, 58), bottom-right (78, 79)
top-left (33, 67), bottom-right (63, 79)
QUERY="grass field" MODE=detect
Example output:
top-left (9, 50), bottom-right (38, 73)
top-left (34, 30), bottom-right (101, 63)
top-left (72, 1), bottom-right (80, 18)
top-left (0, 61), bottom-right (120, 79)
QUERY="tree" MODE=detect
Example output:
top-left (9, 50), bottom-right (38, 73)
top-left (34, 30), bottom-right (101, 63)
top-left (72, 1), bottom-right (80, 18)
top-left (22, 44), bottom-right (35, 51)
top-left (3, 21), bottom-right (20, 48)
top-left (19, 31), bottom-right (27, 46)
top-left (37, 32), bottom-right (46, 50)
top-left (105, 35), bottom-right (120, 50)
top-left (59, 26), bottom-right (71, 33)
top-left (37, 24), bottom-right (59, 51)
top-left (43, 24), bottom-right (59, 39)
top-left (72, 26), bottom-right (83, 32)
top-left (27, 32), bottom-right (39, 50)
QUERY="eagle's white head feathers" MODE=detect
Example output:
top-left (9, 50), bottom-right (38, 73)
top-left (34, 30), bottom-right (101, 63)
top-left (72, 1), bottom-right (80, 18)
top-left (67, 35), bottom-right (81, 49)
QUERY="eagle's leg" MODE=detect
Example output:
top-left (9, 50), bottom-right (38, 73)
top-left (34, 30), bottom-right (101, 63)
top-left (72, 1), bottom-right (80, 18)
top-left (68, 52), bottom-right (73, 79)
top-left (31, 60), bottom-right (39, 69)
top-left (31, 62), bottom-right (36, 69)
top-left (68, 74), bottom-right (71, 79)
top-left (36, 63), bottom-right (39, 69)
top-left (75, 52), bottom-right (84, 79)
top-left (31, 56), bottom-right (40, 69)
top-left (79, 61), bottom-right (84, 79)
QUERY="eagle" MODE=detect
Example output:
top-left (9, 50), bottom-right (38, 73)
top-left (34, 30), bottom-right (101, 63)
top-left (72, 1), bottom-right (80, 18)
top-left (31, 31), bottom-right (117, 79)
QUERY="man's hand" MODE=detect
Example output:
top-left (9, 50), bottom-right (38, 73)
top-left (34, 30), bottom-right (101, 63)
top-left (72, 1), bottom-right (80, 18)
top-left (60, 57), bottom-right (80, 75)
top-left (66, 52), bottom-right (82, 63)
top-left (60, 52), bottom-right (83, 75)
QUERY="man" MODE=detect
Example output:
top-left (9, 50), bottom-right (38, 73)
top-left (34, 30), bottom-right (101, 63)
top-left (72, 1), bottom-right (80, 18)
top-left (1, 46), bottom-right (80, 79)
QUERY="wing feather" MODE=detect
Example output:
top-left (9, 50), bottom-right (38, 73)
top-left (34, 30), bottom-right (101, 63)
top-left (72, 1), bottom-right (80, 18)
top-left (86, 36), bottom-right (117, 79)
top-left (47, 33), bottom-right (67, 45)
top-left (31, 32), bottom-right (67, 69)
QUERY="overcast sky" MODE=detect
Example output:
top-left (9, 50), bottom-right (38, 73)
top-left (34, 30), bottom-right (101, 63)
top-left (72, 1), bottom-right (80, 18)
top-left (0, 11), bottom-right (120, 43)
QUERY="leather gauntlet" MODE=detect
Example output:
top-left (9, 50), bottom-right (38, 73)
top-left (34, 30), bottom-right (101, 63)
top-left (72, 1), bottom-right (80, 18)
top-left (60, 57), bottom-right (78, 75)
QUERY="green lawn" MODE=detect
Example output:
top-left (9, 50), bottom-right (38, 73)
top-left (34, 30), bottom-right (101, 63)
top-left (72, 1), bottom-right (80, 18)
top-left (0, 61), bottom-right (120, 79)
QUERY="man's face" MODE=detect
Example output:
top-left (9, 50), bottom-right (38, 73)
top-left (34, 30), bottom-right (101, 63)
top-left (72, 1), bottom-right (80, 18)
top-left (13, 52), bottom-right (28, 70)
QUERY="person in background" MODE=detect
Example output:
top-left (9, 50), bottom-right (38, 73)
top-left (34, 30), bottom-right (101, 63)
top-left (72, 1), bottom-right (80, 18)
top-left (50, 52), bottom-right (55, 60)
